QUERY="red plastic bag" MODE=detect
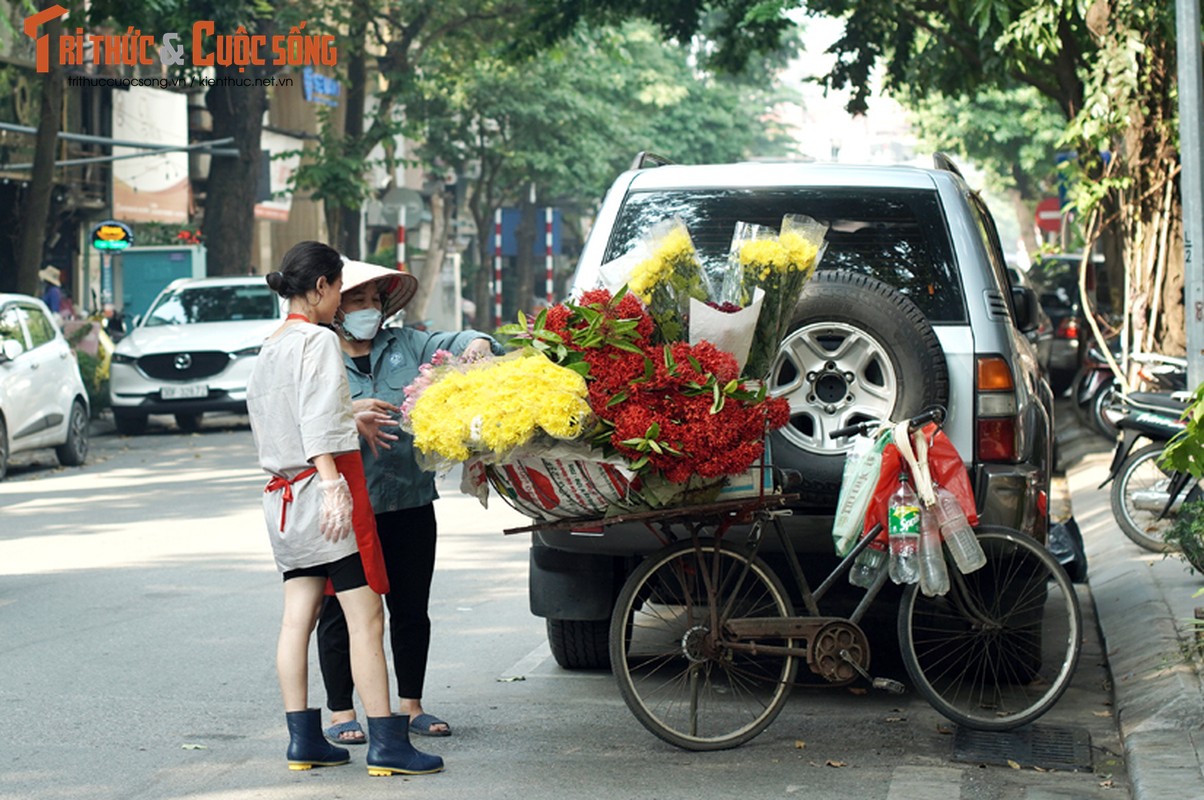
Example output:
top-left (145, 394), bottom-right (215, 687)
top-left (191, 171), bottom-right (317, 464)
top-left (862, 422), bottom-right (978, 543)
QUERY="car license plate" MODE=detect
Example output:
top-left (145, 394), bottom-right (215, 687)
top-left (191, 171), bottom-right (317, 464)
top-left (162, 384), bottom-right (209, 400)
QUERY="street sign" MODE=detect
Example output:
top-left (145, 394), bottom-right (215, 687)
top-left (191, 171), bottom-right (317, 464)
top-left (1035, 198), bottom-right (1062, 234)
top-left (91, 220), bottom-right (133, 251)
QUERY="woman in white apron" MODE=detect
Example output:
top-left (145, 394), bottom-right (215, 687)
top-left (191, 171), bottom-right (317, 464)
top-left (246, 240), bottom-right (442, 776)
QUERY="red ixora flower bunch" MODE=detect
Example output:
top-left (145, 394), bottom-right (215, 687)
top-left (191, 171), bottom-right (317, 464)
top-left (502, 287), bottom-right (790, 484)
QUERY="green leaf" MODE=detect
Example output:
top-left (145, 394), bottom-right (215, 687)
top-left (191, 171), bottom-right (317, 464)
top-left (606, 390), bottom-right (629, 407)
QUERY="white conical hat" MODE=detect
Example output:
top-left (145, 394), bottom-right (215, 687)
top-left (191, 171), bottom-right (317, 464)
top-left (340, 259), bottom-right (418, 319)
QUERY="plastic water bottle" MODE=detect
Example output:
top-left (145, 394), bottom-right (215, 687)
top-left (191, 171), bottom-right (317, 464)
top-left (849, 539), bottom-right (888, 589)
top-left (888, 473), bottom-right (920, 585)
top-left (918, 504), bottom-right (950, 596)
top-left (935, 486), bottom-right (986, 573)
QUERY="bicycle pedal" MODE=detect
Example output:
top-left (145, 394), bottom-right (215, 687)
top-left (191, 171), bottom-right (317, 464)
top-left (872, 677), bottom-right (907, 695)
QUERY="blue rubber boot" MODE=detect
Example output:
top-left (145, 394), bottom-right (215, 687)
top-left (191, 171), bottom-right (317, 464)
top-left (366, 715), bottom-right (444, 776)
top-left (285, 709), bottom-right (350, 770)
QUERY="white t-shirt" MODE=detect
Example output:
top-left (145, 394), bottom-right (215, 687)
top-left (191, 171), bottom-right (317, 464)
top-left (247, 322), bottom-right (359, 571)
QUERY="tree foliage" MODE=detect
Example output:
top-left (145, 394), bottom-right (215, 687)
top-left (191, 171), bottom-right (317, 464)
top-left (522, 0), bottom-right (1188, 357)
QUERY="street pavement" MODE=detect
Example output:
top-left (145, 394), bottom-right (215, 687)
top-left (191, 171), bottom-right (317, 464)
top-left (1057, 403), bottom-right (1204, 800)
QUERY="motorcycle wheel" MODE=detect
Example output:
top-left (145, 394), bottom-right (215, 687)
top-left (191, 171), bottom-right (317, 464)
top-left (1109, 442), bottom-right (1187, 553)
top-left (1091, 380), bottom-right (1123, 440)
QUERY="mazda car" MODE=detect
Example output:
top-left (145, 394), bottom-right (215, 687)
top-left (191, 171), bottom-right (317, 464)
top-left (108, 276), bottom-right (282, 434)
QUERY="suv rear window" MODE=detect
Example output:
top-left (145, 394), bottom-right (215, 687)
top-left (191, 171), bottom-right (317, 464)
top-left (602, 187), bottom-right (966, 322)
top-left (145, 285), bottom-right (280, 326)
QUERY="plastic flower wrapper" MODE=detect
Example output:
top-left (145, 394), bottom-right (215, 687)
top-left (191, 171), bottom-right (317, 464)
top-left (740, 213), bottom-right (829, 379)
top-left (401, 350), bottom-right (593, 472)
top-left (687, 288), bottom-right (764, 373)
top-left (599, 218), bottom-right (706, 343)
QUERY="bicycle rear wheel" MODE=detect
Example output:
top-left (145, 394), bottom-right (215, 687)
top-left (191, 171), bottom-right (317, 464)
top-left (897, 526), bottom-right (1081, 730)
top-left (610, 538), bottom-right (797, 750)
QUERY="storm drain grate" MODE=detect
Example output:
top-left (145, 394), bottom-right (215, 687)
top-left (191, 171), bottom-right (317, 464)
top-left (951, 724), bottom-right (1093, 772)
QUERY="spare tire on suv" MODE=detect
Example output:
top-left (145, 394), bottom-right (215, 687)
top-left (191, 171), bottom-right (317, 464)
top-left (769, 271), bottom-right (949, 506)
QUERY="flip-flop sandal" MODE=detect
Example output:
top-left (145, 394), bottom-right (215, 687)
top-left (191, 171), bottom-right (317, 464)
top-left (325, 720), bottom-right (367, 745)
top-left (408, 713), bottom-right (451, 737)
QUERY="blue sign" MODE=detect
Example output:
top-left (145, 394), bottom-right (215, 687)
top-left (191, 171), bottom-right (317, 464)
top-left (302, 67), bottom-right (340, 107)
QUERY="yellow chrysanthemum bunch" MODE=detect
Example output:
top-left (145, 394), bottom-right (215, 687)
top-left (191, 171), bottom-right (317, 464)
top-left (408, 353), bottom-right (592, 467)
top-left (739, 232), bottom-right (820, 281)
top-left (737, 214), bottom-right (829, 379)
top-left (624, 220), bottom-right (706, 343)
top-left (629, 224), bottom-right (695, 301)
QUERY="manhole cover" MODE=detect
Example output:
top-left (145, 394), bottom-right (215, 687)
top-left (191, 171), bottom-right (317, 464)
top-left (951, 724), bottom-right (1093, 772)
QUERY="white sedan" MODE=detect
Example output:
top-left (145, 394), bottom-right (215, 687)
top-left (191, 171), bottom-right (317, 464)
top-left (0, 294), bottom-right (90, 479)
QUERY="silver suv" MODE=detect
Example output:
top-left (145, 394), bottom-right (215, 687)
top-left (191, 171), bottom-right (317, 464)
top-left (531, 157), bottom-right (1055, 669)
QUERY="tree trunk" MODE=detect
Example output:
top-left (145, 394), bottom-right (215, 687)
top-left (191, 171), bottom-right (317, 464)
top-left (409, 187), bottom-right (449, 320)
top-left (514, 189), bottom-right (536, 315)
top-left (204, 63), bottom-right (267, 276)
top-left (334, 13), bottom-right (369, 258)
top-left (15, 10), bottom-right (63, 296)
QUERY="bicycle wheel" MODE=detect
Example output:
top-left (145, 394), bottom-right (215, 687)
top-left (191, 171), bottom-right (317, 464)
top-left (1111, 442), bottom-right (1186, 553)
top-left (897, 527), bottom-right (1081, 730)
top-left (610, 538), bottom-right (798, 750)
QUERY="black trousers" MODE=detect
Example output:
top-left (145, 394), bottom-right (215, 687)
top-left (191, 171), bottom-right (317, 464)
top-left (317, 503), bottom-right (437, 709)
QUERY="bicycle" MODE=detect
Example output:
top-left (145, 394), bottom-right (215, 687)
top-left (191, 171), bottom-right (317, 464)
top-left (512, 407), bottom-right (1083, 751)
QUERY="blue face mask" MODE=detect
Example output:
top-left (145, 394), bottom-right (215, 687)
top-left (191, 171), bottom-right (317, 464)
top-left (339, 308), bottom-right (382, 341)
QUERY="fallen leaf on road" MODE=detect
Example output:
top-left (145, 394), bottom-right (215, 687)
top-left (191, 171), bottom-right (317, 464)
top-left (936, 724), bottom-right (954, 735)
top-left (1007, 759), bottom-right (1021, 770)
top-left (825, 760), bottom-right (847, 768)
top-left (794, 740), bottom-right (806, 749)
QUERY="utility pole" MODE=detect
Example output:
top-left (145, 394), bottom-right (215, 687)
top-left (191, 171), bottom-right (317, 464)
top-left (1178, 0), bottom-right (1204, 388)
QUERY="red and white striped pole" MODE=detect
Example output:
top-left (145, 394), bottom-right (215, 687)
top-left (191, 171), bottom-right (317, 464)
top-left (396, 206), bottom-right (406, 271)
top-left (544, 207), bottom-right (554, 304)
top-left (493, 208), bottom-right (503, 325)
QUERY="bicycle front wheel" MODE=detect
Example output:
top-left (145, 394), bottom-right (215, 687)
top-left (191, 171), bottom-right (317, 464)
top-left (610, 538), bottom-right (798, 750)
top-left (897, 527), bottom-right (1081, 730)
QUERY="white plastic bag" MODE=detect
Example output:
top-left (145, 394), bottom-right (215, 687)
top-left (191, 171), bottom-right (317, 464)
top-left (831, 430), bottom-right (887, 556)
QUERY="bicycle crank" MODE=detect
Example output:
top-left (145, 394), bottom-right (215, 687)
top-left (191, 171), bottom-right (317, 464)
top-left (807, 621), bottom-right (870, 685)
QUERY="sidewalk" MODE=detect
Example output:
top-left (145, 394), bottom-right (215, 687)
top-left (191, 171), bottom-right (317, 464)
top-left (1059, 413), bottom-right (1204, 799)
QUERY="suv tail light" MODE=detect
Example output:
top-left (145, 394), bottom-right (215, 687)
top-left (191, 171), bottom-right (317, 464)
top-left (1055, 317), bottom-right (1079, 339)
top-left (976, 355), bottom-right (1019, 462)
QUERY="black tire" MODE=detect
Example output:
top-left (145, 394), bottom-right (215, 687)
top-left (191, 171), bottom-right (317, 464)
top-left (769, 271), bottom-right (949, 505)
top-left (1090, 380), bottom-right (1122, 440)
top-left (546, 618), bottom-right (611, 670)
top-left (113, 411), bottom-right (147, 436)
top-left (0, 415), bottom-right (8, 481)
top-left (609, 539), bottom-right (797, 751)
top-left (175, 412), bottom-right (203, 433)
top-left (55, 400), bottom-right (89, 466)
top-left (897, 527), bottom-right (1081, 730)
top-left (1110, 443), bottom-right (1186, 553)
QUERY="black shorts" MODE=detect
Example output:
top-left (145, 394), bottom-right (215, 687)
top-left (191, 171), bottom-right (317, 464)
top-left (282, 552), bottom-right (367, 593)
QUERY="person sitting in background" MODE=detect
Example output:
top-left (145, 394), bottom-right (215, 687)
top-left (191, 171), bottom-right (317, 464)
top-left (38, 266), bottom-right (62, 315)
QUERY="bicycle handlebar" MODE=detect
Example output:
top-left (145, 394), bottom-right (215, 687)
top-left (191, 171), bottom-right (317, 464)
top-left (828, 406), bottom-right (946, 441)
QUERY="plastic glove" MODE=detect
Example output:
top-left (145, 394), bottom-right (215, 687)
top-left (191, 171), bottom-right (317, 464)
top-left (318, 475), bottom-right (353, 542)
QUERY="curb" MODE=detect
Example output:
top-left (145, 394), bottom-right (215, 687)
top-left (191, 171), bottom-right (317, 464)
top-left (1063, 436), bottom-right (1204, 799)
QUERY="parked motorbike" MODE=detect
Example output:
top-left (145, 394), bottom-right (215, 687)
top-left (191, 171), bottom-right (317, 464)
top-left (1102, 391), bottom-right (1199, 552)
top-left (1072, 346), bottom-right (1187, 439)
